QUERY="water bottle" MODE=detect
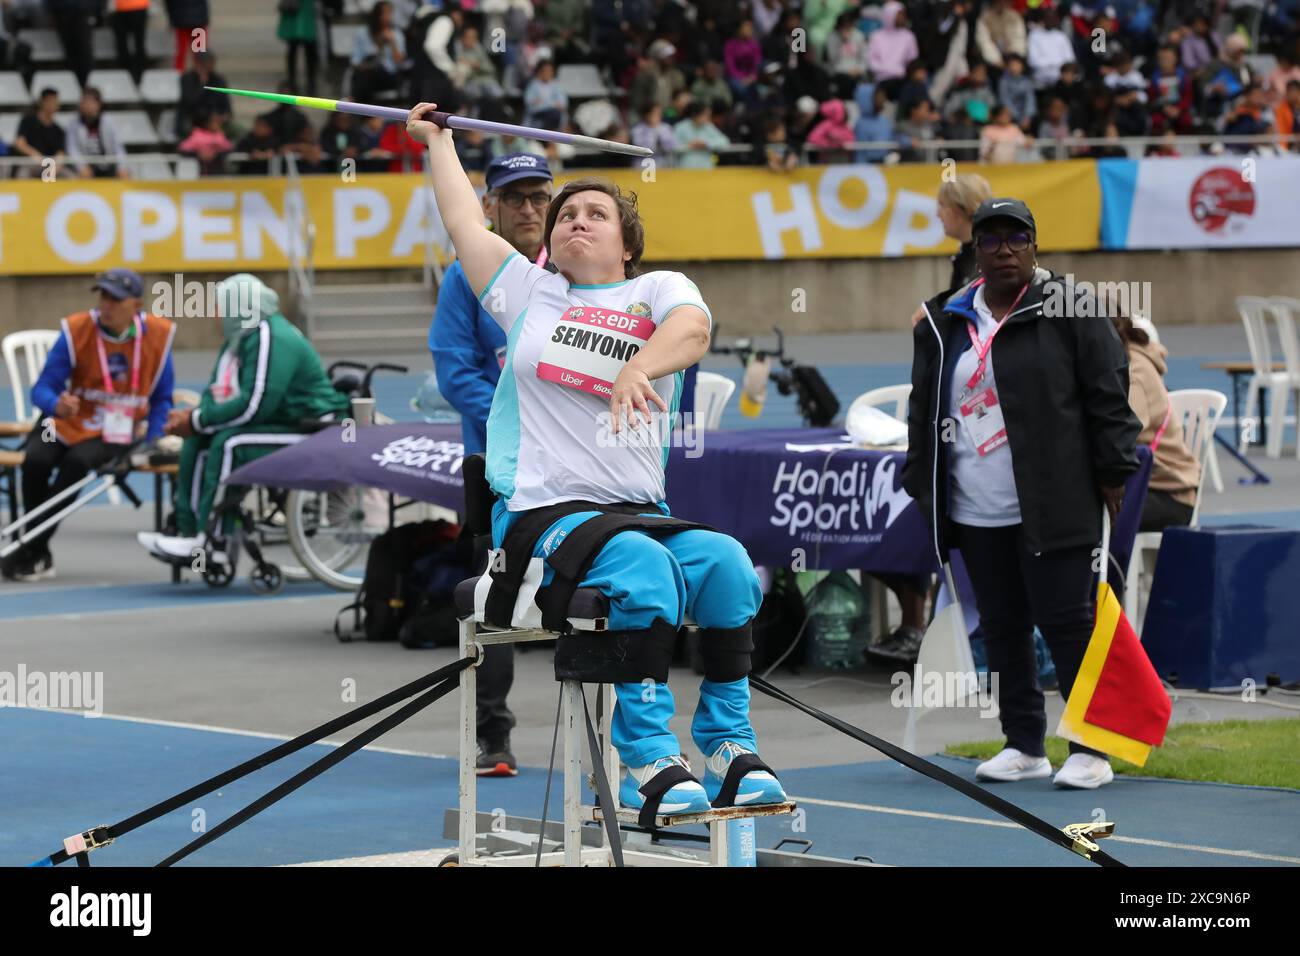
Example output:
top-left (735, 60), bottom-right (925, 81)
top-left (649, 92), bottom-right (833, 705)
top-left (411, 371), bottom-right (462, 424)
top-left (804, 571), bottom-right (871, 670)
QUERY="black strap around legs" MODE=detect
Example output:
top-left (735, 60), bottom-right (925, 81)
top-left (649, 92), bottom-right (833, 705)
top-left (540, 512), bottom-right (711, 633)
top-left (635, 764), bottom-right (697, 830)
top-left (710, 753), bottom-right (776, 808)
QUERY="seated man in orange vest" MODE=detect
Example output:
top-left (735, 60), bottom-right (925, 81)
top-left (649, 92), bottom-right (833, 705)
top-left (2, 268), bottom-right (176, 582)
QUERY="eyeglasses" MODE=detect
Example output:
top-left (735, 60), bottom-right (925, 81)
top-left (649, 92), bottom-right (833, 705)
top-left (497, 191), bottom-right (552, 209)
top-left (976, 231), bottom-right (1033, 254)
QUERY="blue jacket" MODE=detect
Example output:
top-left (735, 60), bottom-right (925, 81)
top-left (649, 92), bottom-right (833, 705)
top-left (429, 259), bottom-right (507, 456)
top-left (32, 318), bottom-right (175, 441)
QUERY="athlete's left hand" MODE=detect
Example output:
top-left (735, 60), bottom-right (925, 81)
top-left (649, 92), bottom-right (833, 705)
top-left (610, 365), bottom-right (667, 434)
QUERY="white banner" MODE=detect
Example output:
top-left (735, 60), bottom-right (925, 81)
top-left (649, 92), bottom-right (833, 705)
top-left (1120, 156), bottom-right (1300, 249)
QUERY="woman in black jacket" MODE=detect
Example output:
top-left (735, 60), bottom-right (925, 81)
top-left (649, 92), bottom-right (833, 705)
top-left (901, 198), bottom-right (1140, 791)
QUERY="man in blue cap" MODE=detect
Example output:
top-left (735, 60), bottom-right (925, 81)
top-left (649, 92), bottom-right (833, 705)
top-left (430, 152), bottom-right (555, 776)
top-left (4, 268), bottom-right (176, 582)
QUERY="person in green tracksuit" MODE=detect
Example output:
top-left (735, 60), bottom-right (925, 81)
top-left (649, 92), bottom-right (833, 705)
top-left (137, 273), bottom-right (348, 561)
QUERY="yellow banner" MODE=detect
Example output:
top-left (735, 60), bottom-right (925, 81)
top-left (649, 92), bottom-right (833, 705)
top-left (0, 161), bottom-right (1099, 275)
top-left (581, 160), bottom-right (1100, 260)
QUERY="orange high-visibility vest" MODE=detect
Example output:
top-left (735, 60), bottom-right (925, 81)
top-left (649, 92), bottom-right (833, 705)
top-left (54, 310), bottom-right (176, 445)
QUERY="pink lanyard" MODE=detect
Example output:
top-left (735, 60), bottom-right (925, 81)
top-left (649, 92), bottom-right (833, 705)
top-left (964, 280), bottom-right (1028, 391)
top-left (535, 245), bottom-right (549, 268)
top-left (95, 312), bottom-right (143, 397)
top-left (1151, 398), bottom-right (1172, 452)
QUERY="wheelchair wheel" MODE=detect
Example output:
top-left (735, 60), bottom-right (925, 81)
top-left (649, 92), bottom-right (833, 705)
top-left (243, 488), bottom-right (314, 582)
top-left (203, 562), bottom-right (235, 589)
top-left (250, 562), bottom-right (284, 595)
top-left (284, 487), bottom-right (377, 591)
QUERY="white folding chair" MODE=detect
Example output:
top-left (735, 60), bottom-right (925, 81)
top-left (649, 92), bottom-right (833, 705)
top-left (1236, 296), bottom-right (1295, 459)
top-left (2, 330), bottom-right (60, 518)
top-left (694, 371), bottom-right (735, 430)
top-left (1268, 297), bottom-right (1300, 460)
top-left (848, 383), bottom-right (912, 423)
top-left (3, 329), bottom-right (60, 427)
top-left (1124, 388), bottom-right (1227, 630)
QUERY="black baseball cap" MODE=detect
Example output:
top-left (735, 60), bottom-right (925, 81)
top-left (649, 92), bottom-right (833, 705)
top-left (92, 267), bottom-right (144, 300)
top-left (971, 198), bottom-right (1036, 235)
top-left (485, 153), bottom-right (553, 191)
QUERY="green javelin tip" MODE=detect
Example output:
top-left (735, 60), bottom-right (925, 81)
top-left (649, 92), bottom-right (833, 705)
top-left (205, 87), bottom-right (341, 113)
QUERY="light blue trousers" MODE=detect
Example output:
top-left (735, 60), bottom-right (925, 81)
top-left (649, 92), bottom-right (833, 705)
top-left (492, 500), bottom-right (763, 766)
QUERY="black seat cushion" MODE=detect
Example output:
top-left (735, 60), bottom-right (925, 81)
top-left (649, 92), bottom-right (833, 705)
top-left (454, 577), bottom-right (610, 624)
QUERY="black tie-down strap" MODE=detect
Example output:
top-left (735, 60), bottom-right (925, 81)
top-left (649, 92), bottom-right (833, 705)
top-left (636, 763), bottom-right (699, 830)
top-left (484, 499), bottom-right (711, 632)
top-left (748, 675), bottom-right (1126, 867)
top-left (28, 656), bottom-right (474, 867)
top-left (710, 753), bottom-right (776, 809)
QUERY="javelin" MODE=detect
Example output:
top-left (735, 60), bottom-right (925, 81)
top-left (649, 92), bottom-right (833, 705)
top-left (206, 87), bottom-right (653, 158)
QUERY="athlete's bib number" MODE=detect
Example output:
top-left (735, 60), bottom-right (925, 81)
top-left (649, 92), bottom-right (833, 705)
top-left (536, 306), bottom-right (656, 398)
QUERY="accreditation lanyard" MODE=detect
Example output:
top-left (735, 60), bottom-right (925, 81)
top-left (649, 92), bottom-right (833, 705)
top-left (963, 281), bottom-right (1028, 393)
top-left (96, 312), bottom-right (143, 397)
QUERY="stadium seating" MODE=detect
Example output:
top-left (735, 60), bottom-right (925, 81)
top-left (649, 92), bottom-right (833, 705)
top-left (29, 70), bottom-right (81, 103)
top-left (86, 70), bottom-right (143, 106)
top-left (0, 73), bottom-right (29, 110)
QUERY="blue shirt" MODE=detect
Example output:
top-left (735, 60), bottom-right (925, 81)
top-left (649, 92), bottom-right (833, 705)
top-left (429, 259), bottom-right (507, 455)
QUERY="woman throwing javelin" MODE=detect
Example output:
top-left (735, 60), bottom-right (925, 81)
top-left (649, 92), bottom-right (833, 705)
top-left (407, 104), bottom-right (786, 816)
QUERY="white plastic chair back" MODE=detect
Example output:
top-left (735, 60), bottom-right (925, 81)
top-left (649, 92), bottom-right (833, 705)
top-left (1268, 297), bottom-right (1300, 383)
top-left (1167, 388), bottom-right (1227, 527)
top-left (3, 329), bottom-right (60, 425)
top-left (1236, 296), bottom-right (1277, 378)
top-left (694, 371), bottom-right (735, 430)
top-left (849, 383), bottom-right (912, 423)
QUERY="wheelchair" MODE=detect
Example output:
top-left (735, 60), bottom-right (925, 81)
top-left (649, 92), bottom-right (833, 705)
top-left (149, 360), bottom-right (409, 593)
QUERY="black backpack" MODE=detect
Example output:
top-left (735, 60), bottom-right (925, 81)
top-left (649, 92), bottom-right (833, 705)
top-left (335, 519), bottom-right (470, 646)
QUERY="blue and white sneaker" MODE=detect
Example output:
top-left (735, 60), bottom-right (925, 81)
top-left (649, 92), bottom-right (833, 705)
top-left (619, 755), bottom-right (711, 816)
top-left (703, 741), bottom-right (787, 807)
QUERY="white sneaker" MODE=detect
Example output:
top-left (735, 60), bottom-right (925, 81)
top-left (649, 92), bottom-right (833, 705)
top-left (1053, 753), bottom-right (1114, 789)
top-left (136, 531), bottom-right (162, 552)
top-left (150, 533), bottom-right (206, 560)
top-left (975, 747), bottom-right (1052, 782)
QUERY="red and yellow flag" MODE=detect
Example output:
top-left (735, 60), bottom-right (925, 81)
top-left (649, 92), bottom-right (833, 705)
top-left (1057, 582), bottom-right (1172, 766)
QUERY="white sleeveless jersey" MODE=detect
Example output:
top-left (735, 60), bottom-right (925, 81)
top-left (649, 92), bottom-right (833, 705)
top-left (478, 253), bottom-right (710, 511)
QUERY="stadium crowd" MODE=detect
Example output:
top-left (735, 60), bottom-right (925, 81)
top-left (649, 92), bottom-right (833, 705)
top-left (0, 0), bottom-right (1298, 175)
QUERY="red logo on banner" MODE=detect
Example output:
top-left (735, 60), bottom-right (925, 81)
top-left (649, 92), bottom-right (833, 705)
top-left (1188, 167), bottom-right (1255, 233)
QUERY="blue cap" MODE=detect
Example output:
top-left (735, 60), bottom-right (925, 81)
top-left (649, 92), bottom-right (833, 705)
top-left (485, 153), bottom-right (553, 191)
top-left (92, 267), bottom-right (144, 300)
